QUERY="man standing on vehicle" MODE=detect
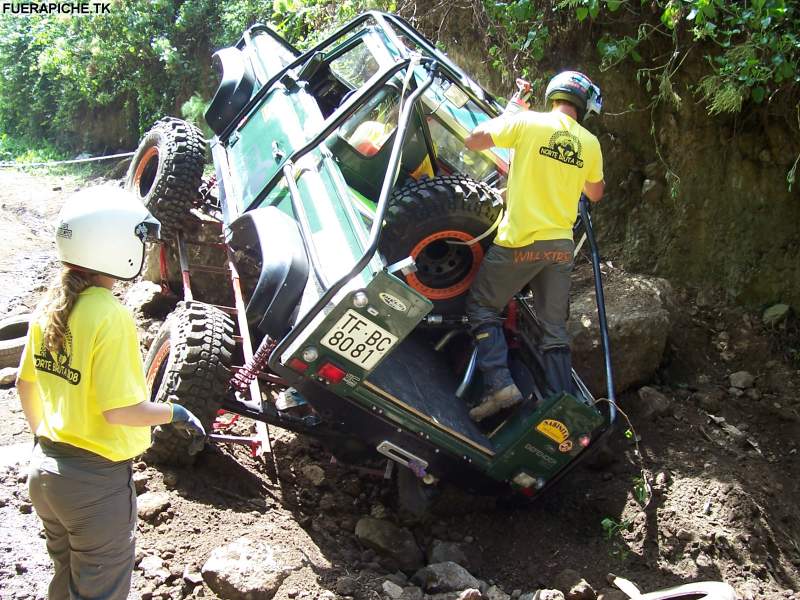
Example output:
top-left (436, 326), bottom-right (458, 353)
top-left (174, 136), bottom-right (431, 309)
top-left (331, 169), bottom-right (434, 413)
top-left (463, 71), bottom-right (604, 421)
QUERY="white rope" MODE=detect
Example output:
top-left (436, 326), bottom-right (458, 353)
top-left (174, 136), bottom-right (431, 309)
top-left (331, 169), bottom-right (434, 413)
top-left (0, 151), bottom-right (135, 169)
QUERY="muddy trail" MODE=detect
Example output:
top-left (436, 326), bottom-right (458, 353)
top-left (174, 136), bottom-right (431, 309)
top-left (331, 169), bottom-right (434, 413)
top-left (1, 170), bottom-right (799, 600)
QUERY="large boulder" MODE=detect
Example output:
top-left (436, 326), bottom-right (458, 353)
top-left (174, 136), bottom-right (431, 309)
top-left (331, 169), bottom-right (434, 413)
top-left (201, 537), bottom-right (300, 600)
top-left (569, 270), bottom-right (673, 396)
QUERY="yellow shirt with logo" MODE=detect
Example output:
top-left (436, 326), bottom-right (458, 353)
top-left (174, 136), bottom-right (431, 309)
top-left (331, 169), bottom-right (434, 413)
top-left (483, 110), bottom-right (603, 247)
top-left (18, 286), bottom-right (151, 462)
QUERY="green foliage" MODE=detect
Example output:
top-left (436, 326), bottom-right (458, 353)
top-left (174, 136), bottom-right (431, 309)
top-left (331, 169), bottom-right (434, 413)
top-left (600, 516), bottom-right (632, 560)
top-left (0, 0), bottom-right (396, 151)
top-left (562, 0), bottom-right (799, 115)
top-left (481, 0), bottom-right (552, 89)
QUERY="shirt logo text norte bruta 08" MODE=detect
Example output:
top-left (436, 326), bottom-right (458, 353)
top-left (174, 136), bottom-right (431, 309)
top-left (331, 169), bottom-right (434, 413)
top-left (34, 327), bottom-right (82, 385)
top-left (539, 130), bottom-right (584, 168)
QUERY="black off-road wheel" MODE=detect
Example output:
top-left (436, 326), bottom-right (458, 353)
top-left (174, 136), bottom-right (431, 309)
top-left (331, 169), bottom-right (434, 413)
top-left (381, 175), bottom-right (503, 314)
top-left (143, 301), bottom-right (234, 465)
top-left (126, 117), bottom-right (206, 238)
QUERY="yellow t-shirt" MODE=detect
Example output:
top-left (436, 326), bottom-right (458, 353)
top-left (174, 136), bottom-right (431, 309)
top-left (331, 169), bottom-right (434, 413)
top-left (18, 286), bottom-right (151, 462)
top-left (484, 110), bottom-right (603, 247)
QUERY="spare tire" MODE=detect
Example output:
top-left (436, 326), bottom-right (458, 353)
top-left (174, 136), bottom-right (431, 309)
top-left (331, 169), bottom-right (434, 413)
top-left (143, 301), bottom-right (234, 465)
top-left (0, 313), bottom-right (30, 369)
top-left (126, 117), bottom-right (206, 238)
top-left (381, 175), bottom-right (503, 314)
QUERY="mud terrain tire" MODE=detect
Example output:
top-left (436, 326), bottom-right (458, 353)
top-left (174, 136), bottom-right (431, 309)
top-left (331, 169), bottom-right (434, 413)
top-left (126, 117), bottom-right (206, 238)
top-left (381, 175), bottom-right (503, 314)
top-left (0, 313), bottom-right (29, 369)
top-left (143, 301), bottom-right (234, 465)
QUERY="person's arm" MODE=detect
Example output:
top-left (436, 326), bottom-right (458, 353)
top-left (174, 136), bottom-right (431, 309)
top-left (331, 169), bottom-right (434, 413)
top-left (583, 179), bottom-right (605, 202)
top-left (464, 125), bottom-right (496, 151)
top-left (104, 401), bottom-right (206, 435)
top-left (16, 378), bottom-right (43, 434)
top-left (104, 401), bottom-right (172, 426)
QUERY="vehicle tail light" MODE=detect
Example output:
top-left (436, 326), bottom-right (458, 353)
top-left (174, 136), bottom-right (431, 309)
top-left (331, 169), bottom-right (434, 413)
top-left (288, 358), bottom-right (309, 373)
top-left (317, 361), bottom-right (346, 384)
top-left (579, 434), bottom-right (591, 448)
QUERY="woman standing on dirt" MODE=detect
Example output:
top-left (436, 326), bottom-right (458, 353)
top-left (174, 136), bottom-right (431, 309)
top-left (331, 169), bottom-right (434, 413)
top-left (15, 185), bottom-right (205, 600)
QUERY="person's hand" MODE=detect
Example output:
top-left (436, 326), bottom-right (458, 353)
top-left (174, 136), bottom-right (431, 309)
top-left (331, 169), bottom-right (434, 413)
top-left (170, 403), bottom-right (206, 438)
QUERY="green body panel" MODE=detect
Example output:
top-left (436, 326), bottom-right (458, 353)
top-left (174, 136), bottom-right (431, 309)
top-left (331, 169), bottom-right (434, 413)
top-left (486, 392), bottom-right (606, 482)
top-left (227, 87), bottom-right (325, 213)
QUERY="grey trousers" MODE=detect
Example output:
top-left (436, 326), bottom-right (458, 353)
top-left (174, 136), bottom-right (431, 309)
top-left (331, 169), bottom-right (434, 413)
top-left (28, 438), bottom-right (137, 600)
top-left (466, 239), bottom-right (574, 391)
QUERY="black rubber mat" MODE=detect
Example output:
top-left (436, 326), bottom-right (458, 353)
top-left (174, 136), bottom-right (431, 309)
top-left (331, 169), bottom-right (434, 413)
top-left (367, 335), bottom-right (493, 451)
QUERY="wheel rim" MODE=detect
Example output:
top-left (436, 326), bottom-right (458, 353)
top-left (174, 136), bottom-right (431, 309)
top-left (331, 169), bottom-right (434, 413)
top-left (133, 146), bottom-right (160, 199)
top-left (146, 339), bottom-right (171, 401)
top-left (405, 230), bottom-right (484, 300)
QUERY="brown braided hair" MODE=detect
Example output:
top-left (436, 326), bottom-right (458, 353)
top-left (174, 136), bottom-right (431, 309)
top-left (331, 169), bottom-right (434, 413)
top-left (40, 268), bottom-right (94, 354)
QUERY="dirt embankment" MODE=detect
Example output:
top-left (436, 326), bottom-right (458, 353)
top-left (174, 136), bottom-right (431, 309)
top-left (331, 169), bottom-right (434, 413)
top-left (1, 170), bottom-right (799, 600)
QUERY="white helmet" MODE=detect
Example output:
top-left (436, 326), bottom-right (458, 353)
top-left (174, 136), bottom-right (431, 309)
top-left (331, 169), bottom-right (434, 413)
top-left (55, 185), bottom-right (161, 280)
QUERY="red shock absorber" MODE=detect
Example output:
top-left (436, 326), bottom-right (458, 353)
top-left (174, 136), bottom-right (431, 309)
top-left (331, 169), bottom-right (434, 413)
top-left (231, 336), bottom-right (276, 393)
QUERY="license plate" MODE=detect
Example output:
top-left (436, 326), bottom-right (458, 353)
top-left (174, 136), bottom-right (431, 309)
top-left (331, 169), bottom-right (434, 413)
top-left (320, 309), bottom-right (398, 370)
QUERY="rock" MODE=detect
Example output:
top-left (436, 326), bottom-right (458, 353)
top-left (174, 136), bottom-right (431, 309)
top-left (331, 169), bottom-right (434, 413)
top-left (428, 540), bottom-right (469, 568)
top-left (457, 590), bottom-right (482, 600)
top-left (139, 555), bottom-right (169, 581)
top-left (162, 471), bottom-right (179, 488)
top-left (137, 492), bottom-right (170, 522)
top-left (132, 471), bottom-right (149, 494)
top-left (412, 562), bottom-right (481, 593)
top-left (641, 179), bottom-right (664, 202)
top-left (355, 517), bottom-right (424, 571)
top-left (386, 572), bottom-right (409, 587)
top-left (569, 274), bottom-right (673, 396)
top-left (486, 585), bottom-right (510, 600)
top-left (383, 580), bottom-right (404, 599)
top-left (183, 565), bottom-right (203, 586)
top-left (401, 586), bottom-right (424, 600)
top-left (637, 386), bottom-right (672, 419)
top-left (300, 464), bottom-right (326, 487)
top-left (201, 537), bottom-right (298, 600)
top-left (763, 303), bottom-right (790, 327)
top-left (123, 281), bottom-right (175, 319)
top-left (336, 576), bottom-right (357, 596)
top-left (691, 388), bottom-right (724, 412)
top-left (0, 367), bottom-right (18, 386)
top-left (729, 371), bottom-right (755, 389)
top-left (531, 592), bottom-right (565, 600)
top-left (552, 569), bottom-right (594, 600)
top-left (19, 502), bottom-right (32, 514)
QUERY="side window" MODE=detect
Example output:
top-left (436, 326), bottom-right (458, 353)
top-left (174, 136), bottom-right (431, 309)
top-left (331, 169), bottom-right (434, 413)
top-left (329, 41), bottom-right (380, 89)
top-left (427, 117), bottom-right (496, 180)
top-left (338, 91), bottom-right (400, 157)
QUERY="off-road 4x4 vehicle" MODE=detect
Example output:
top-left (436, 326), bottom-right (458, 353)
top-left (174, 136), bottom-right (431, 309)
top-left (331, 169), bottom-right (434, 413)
top-left (127, 11), bottom-right (617, 498)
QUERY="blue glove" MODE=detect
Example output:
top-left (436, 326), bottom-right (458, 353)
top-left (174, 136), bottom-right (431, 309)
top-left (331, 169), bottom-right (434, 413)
top-left (170, 404), bottom-right (206, 438)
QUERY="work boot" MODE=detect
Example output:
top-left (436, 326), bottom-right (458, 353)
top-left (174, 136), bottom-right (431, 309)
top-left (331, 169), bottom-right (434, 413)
top-left (469, 383), bottom-right (523, 422)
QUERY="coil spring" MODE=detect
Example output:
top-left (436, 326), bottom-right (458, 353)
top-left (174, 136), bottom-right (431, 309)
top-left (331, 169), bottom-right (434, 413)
top-left (231, 336), bottom-right (276, 393)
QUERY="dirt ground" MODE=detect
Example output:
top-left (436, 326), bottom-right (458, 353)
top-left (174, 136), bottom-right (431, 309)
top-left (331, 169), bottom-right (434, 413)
top-left (1, 169), bottom-right (799, 600)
